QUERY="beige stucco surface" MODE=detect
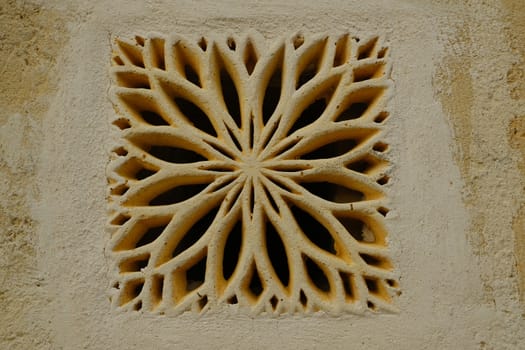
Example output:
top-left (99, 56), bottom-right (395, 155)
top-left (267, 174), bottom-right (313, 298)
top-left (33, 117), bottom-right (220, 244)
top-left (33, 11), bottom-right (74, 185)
top-left (1, 0), bottom-right (524, 349)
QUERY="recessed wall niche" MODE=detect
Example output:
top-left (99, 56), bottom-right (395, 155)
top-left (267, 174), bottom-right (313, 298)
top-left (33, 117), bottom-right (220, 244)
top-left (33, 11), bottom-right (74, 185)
top-left (107, 31), bottom-right (398, 315)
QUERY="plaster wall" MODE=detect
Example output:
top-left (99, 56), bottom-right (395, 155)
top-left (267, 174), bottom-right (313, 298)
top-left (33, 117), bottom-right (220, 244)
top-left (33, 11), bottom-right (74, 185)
top-left (1, 0), bottom-right (524, 349)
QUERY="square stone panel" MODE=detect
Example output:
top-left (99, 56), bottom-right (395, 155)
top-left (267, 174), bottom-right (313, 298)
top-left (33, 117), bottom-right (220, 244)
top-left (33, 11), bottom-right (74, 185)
top-left (107, 31), bottom-right (398, 315)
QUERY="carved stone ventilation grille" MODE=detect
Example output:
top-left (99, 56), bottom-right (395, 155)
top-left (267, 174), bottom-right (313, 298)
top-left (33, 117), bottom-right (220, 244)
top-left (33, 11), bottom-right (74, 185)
top-left (107, 32), bottom-right (399, 315)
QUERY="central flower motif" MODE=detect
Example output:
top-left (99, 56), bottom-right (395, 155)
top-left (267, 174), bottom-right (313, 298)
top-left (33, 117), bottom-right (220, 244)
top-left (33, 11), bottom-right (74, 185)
top-left (108, 31), bottom-right (398, 315)
top-left (238, 153), bottom-right (263, 177)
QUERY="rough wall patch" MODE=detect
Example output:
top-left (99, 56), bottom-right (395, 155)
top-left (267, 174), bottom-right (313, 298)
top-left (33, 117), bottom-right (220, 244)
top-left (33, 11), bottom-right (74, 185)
top-left (107, 32), bottom-right (398, 315)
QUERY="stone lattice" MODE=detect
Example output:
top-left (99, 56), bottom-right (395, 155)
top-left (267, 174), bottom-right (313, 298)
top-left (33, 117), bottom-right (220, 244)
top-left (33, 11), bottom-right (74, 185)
top-left (107, 31), bottom-right (399, 315)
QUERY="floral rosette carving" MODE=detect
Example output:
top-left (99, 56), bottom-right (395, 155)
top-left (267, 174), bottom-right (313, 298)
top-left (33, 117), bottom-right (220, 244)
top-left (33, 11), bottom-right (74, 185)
top-left (107, 31), bottom-right (399, 315)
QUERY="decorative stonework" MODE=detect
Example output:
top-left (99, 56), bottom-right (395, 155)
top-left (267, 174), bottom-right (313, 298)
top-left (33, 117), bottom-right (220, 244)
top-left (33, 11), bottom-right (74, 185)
top-left (107, 31), bottom-right (398, 315)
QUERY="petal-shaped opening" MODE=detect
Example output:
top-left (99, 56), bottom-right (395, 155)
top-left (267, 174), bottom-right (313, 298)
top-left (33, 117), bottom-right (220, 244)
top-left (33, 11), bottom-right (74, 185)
top-left (243, 40), bottom-right (258, 75)
top-left (112, 216), bottom-right (171, 251)
top-left (171, 205), bottom-right (221, 258)
top-left (260, 46), bottom-right (285, 125)
top-left (121, 172), bottom-right (217, 207)
top-left (333, 34), bottom-right (350, 67)
top-left (147, 37), bottom-right (166, 70)
top-left (299, 139), bottom-right (358, 160)
top-left (303, 255), bottom-right (330, 293)
top-left (287, 98), bottom-right (327, 135)
top-left (262, 67), bottom-right (282, 125)
top-left (115, 89), bottom-right (171, 125)
top-left (227, 295), bottom-right (238, 304)
top-left (270, 295), bottom-right (279, 310)
top-left (197, 37), bottom-right (207, 51)
top-left (248, 264), bottom-right (264, 297)
top-left (289, 204), bottom-right (336, 254)
top-left (135, 225), bottom-right (166, 247)
top-left (134, 167), bottom-right (157, 180)
top-left (119, 278), bottom-right (145, 305)
top-left (249, 118), bottom-right (255, 150)
top-left (346, 155), bottom-right (387, 175)
top-left (113, 69), bottom-right (150, 89)
top-left (359, 253), bottom-right (392, 269)
top-left (140, 111), bottom-right (169, 126)
top-left (119, 253), bottom-right (150, 273)
top-left (110, 213), bottom-right (130, 226)
top-left (115, 157), bottom-right (159, 180)
top-left (335, 102), bottom-right (369, 121)
top-left (219, 67), bottom-right (242, 128)
top-left (221, 182), bottom-right (243, 213)
top-left (292, 33), bottom-right (304, 49)
top-left (171, 40), bottom-right (203, 87)
top-left (301, 181), bottom-right (365, 203)
top-left (174, 97), bottom-right (218, 137)
top-left (226, 127), bottom-right (242, 152)
top-left (295, 38), bottom-right (328, 90)
top-left (204, 139), bottom-right (238, 160)
top-left (112, 55), bottom-right (124, 66)
top-left (149, 183), bottom-right (209, 206)
top-left (377, 207), bottom-right (389, 217)
top-left (357, 36), bottom-right (379, 60)
top-left (184, 64), bottom-right (201, 87)
top-left (262, 186), bottom-right (280, 213)
top-left (373, 142), bottom-right (388, 153)
top-left (148, 145), bottom-right (207, 163)
top-left (151, 274), bottom-right (164, 307)
top-left (285, 74), bottom-right (340, 136)
top-left (134, 35), bottom-right (145, 46)
top-left (277, 127), bottom-right (376, 161)
top-left (265, 218), bottom-right (290, 287)
top-left (300, 289), bottom-right (308, 307)
top-left (339, 272), bottom-right (356, 300)
top-left (334, 215), bottom-right (378, 243)
top-left (185, 255), bottom-right (207, 291)
top-left (128, 131), bottom-right (211, 163)
top-left (112, 118), bottom-right (131, 130)
top-left (206, 175), bottom-right (237, 193)
top-left (222, 220), bottom-right (243, 280)
top-left (363, 276), bottom-right (391, 303)
top-left (373, 111), bottom-right (389, 124)
top-left (353, 61), bottom-right (386, 82)
top-left (334, 86), bottom-right (386, 122)
top-left (115, 39), bottom-right (145, 68)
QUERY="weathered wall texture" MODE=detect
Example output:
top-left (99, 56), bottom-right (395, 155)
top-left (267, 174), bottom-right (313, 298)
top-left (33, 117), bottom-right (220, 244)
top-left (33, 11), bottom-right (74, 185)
top-left (1, 0), bottom-right (523, 349)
